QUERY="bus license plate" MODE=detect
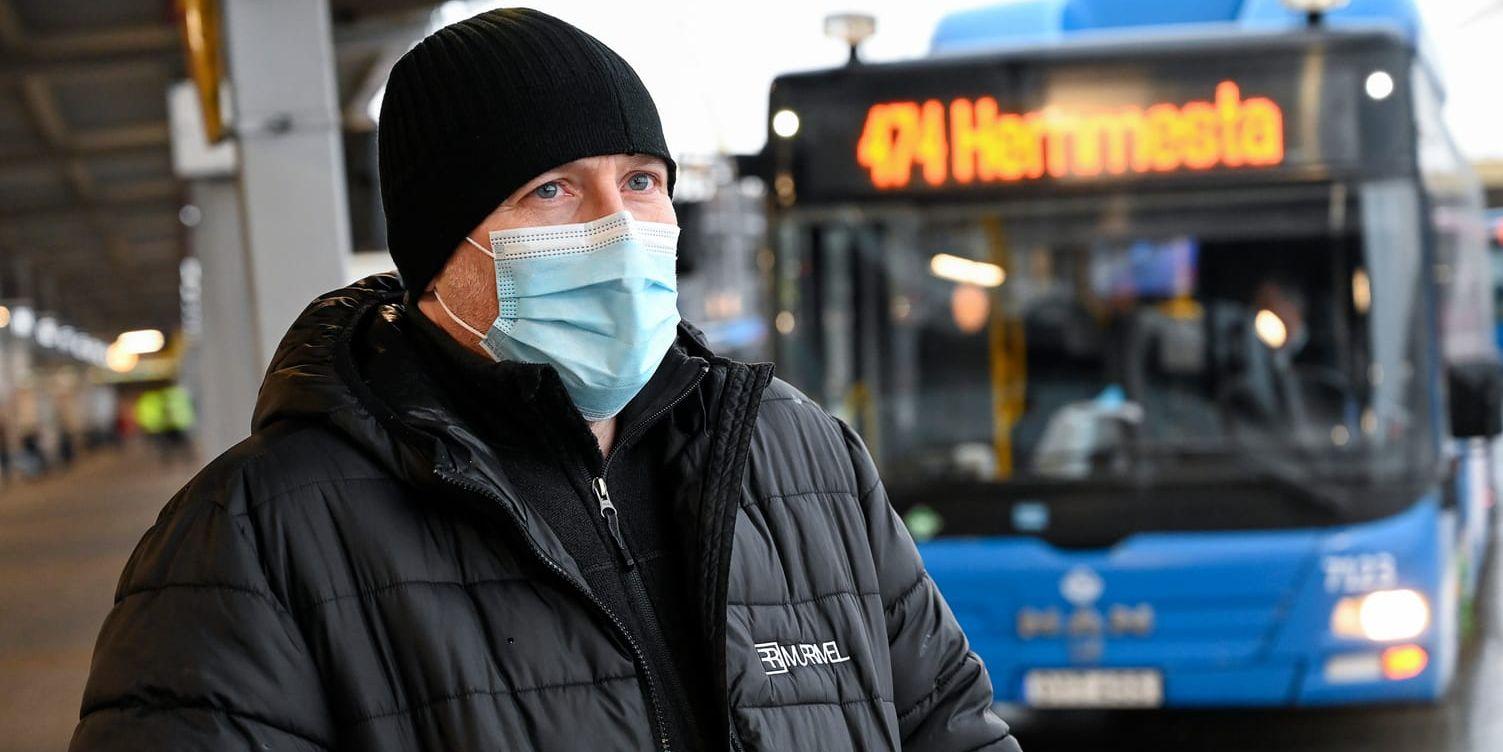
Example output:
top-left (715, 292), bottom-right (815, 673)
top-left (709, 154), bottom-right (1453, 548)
top-left (1023, 669), bottom-right (1164, 708)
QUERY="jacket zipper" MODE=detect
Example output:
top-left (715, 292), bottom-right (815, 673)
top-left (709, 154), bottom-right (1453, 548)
top-left (588, 363), bottom-right (709, 569)
top-left (436, 361), bottom-right (719, 752)
top-left (594, 478), bottom-right (635, 568)
top-left (584, 364), bottom-right (711, 749)
top-left (594, 476), bottom-right (706, 749)
top-left (599, 364), bottom-right (710, 479)
top-left (433, 469), bottom-right (674, 751)
top-left (602, 360), bottom-right (768, 752)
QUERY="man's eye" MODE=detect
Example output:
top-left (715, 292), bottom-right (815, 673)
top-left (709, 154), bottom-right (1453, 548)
top-left (533, 182), bottom-right (562, 199)
top-left (626, 173), bottom-right (656, 192)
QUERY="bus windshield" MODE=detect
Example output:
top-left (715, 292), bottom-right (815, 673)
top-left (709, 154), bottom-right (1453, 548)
top-left (777, 182), bottom-right (1437, 508)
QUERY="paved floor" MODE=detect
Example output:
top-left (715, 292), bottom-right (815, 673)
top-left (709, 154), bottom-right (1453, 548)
top-left (2, 448), bottom-right (1501, 751)
top-left (0, 448), bottom-right (194, 752)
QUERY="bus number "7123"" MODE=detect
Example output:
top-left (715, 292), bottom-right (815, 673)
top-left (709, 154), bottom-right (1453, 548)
top-left (1321, 553), bottom-right (1399, 594)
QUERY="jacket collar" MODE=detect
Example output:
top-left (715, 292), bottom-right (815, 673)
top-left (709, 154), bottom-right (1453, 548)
top-left (400, 303), bottom-right (709, 468)
top-left (252, 274), bottom-right (722, 465)
top-left (250, 274), bottom-right (754, 580)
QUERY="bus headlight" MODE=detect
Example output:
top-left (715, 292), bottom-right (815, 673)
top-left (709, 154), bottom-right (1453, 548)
top-left (1330, 588), bottom-right (1430, 641)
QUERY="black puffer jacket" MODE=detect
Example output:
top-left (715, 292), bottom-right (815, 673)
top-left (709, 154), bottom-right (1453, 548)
top-left (70, 275), bottom-right (1018, 751)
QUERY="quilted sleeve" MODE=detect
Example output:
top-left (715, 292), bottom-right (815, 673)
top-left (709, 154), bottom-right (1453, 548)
top-left (68, 471), bottom-right (334, 751)
top-left (837, 419), bottom-right (1021, 752)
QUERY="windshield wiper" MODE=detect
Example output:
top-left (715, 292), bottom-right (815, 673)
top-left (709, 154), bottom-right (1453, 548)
top-left (1130, 442), bottom-right (1350, 515)
top-left (1235, 454), bottom-right (1349, 516)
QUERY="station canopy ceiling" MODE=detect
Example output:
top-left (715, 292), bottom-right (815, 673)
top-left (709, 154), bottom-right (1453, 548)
top-left (0, 0), bottom-right (433, 338)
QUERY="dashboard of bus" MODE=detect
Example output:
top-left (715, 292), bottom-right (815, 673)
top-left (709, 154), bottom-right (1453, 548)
top-left (771, 182), bottom-right (1444, 542)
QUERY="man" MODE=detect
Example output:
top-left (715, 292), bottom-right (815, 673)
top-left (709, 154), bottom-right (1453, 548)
top-left (70, 9), bottom-right (1017, 751)
top-left (1229, 278), bottom-right (1315, 430)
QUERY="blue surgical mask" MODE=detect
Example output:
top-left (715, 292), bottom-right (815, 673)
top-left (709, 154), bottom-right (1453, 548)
top-left (435, 209), bottom-right (681, 421)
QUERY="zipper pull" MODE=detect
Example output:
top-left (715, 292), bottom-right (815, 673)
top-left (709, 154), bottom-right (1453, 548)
top-left (594, 476), bottom-right (635, 569)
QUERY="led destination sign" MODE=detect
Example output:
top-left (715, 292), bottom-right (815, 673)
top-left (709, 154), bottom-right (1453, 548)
top-left (770, 40), bottom-right (1404, 203)
top-left (856, 81), bottom-right (1285, 190)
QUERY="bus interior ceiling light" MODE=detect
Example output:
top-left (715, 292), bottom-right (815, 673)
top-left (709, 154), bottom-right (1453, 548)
top-left (775, 310), bottom-right (796, 335)
top-left (1254, 309), bottom-right (1288, 348)
top-left (951, 285), bottom-right (991, 334)
top-left (930, 253), bottom-right (1005, 287)
top-left (0, 305), bottom-right (9, 329)
top-left (1365, 70), bottom-right (1394, 101)
top-left (1330, 588), bottom-right (1430, 642)
top-left (1352, 268), bottom-right (1372, 313)
top-left (772, 109), bottom-right (800, 139)
top-left (115, 328), bottom-right (166, 356)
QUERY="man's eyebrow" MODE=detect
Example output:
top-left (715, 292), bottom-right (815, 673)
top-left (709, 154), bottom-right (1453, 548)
top-left (520, 169), bottom-right (568, 189)
top-left (625, 155), bottom-right (669, 172)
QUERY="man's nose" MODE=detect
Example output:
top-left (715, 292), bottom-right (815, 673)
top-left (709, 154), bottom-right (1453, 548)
top-left (579, 178), bottom-right (627, 222)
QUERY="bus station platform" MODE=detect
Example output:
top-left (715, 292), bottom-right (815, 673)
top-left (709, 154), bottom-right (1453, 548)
top-left (0, 449), bottom-right (194, 752)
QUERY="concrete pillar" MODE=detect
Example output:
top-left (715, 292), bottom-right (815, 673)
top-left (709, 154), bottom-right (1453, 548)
top-left (222, 0), bottom-right (351, 368)
top-left (188, 180), bottom-right (261, 458)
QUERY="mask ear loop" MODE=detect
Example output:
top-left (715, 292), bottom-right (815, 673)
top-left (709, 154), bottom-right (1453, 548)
top-left (463, 235), bottom-right (497, 258)
top-left (430, 234), bottom-right (498, 339)
top-left (433, 288), bottom-right (486, 339)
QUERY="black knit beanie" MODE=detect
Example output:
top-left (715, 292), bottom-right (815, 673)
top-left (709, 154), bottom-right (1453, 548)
top-left (377, 8), bottom-right (677, 297)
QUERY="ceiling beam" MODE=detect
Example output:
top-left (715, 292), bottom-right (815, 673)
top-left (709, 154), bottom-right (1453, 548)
top-left (95, 176), bottom-right (178, 203)
top-left (69, 122), bottom-right (171, 152)
top-left (0, 53), bottom-right (173, 87)
top-left (8, 253), bottom-right (179, 294)
top-left (17, 73), bottom-right (104, 211)
top-left (0, 195), bottom-right (175, 222)
top-left (0, 0), bottom-right (177, 60)
top-left (0, 0), bottom-right (184, 335)
top-left (0, 123), bottom-right (171, 164)
top-left (18, 76), bottom-right (65, 139)
top-left (0, 142), bottom-right (162, 172)
top-left (11, 70), bottom-right (158, 286)
top-left (25, 25), bottom-right (179, 60)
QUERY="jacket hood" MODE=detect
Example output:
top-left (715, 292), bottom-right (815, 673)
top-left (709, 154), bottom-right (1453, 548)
top-left (252, 274), bottom-right (400, 433)
top-left (251, 274), bottom-right (442, 486)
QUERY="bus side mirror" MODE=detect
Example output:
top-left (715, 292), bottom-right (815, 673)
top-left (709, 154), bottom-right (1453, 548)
top-left (1448, 361), bottom-right (1503, 439)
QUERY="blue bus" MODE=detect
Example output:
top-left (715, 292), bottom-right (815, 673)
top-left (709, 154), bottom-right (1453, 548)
top-left (759, 0), bottom-right (1503, 707)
